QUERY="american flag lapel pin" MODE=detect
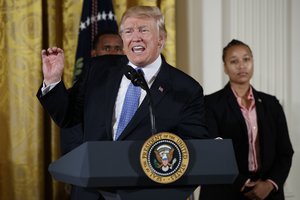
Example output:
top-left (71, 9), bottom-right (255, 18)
top-left (158, 86), bottom-right (164, 93)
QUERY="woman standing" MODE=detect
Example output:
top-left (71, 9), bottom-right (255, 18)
top-left (200, 39), bottom-right (293, 200)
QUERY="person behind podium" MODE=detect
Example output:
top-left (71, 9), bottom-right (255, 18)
top-left (199, 39), bottom-right (294, 200)
top-left (37, 5), bottom-right (209, 200)
top-left (90, 31), bottom-right (124, 57)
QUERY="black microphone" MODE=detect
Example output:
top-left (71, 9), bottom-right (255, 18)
top-left (124, 66), bottom-right (148, 90)
top-left (124, 65), bottom-right (157, 135)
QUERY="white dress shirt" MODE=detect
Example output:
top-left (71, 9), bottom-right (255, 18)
top-left (112, 55), bottom-right (162, 140)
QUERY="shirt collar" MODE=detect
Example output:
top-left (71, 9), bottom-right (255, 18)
top-left (128, 55), bottom-right (162, 85)
top-left (231, 85), bottom-right (254, 100)
top-left (231, 86), bottom-right (255, 108)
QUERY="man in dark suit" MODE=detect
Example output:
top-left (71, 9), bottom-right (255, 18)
top-left (199, 39), bottom-right (294, 200)
top-left (37, 6), bottom-right (208, 200)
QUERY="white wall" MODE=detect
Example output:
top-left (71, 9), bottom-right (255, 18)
top-left (176, 0), bottom-right (300, 199)
top-left (284, 0), bottom-right (300, 199)
top-left (176, 0), bottom-right (224, 95)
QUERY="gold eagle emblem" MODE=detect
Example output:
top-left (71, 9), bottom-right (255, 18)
top-left (154, 145), bottom-right (177, 172)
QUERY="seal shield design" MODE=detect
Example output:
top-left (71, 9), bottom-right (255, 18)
top-left (140, 132), bottom-right (189, 184)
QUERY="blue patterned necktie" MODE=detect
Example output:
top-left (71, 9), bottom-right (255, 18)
top-left (115, 81), bottom-right (141, 140)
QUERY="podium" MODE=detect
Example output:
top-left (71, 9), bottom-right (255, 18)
top-left (49, 139), bottom-right (238, 200)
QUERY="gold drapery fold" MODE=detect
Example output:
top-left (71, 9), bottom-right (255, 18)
top-left (0, 0), bottom-right (45, 199)
top-left (0, 0), bottom-right (175, 199)
top-left (159, 0), bottom-right (176, 66)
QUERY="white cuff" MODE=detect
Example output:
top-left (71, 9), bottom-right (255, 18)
top-left (41, 80), bottom-right (61, 95)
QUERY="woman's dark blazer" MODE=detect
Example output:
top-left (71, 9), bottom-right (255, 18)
top-left (200, 83), bottom-right (294, 200)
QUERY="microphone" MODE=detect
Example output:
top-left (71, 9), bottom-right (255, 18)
top-left (124, 65), bottom-right (157, 135)
top-left (124, 66), bottom-right (148, 90)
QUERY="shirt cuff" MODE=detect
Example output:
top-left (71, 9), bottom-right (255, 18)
top-left (241, 178), bottom-right (251, 192)
top-left (266, 179), bottom-right (278, 191)
top-left (41, 80), bottom-right (61, 95)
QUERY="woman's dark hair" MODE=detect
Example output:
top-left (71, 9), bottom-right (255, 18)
top-left (222, 39), bottom-right (253, 63)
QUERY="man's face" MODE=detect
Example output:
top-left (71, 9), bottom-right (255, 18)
top-left (121, 17), bottom-right (165, 67)
top-left (92, 34), bottom-right (123, 56)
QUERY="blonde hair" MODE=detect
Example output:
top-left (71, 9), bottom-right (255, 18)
top-left (119, 6), bottom-right (167, 39)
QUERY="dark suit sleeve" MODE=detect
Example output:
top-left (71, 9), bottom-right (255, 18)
top-left (36, 61), bottom-right (89, 128)
top-left (204, 99), bottom-right (220, 139)
top-left (37, 81), bottom-right (72, 127)
top-left (177, 85), bottom-right (209, 139)
top-left (265, 97), bottom-right (294, 189)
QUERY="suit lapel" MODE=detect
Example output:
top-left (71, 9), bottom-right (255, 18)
top-left (253, 89), bottom-right (264, 126)
top-left (117, 60), bottom-right (170, 140)
top-left (104, 57), bottom-right (129, 139)
top-left (253, 89), bottom-right (264, 125)
top-left (224, 84), bottom-right (248, 134)
top-left (253, 89), bottom-right (265, 156)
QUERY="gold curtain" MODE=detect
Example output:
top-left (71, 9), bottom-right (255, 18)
top-left (0, 0), bottom-right (175, 199)
top-left (0, 1), bottom-right (46, 200)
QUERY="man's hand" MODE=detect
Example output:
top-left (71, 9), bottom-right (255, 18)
top-left (41, 47), bottom-right (64, 86)
top-left (243, 179), bottom-right (274, 200)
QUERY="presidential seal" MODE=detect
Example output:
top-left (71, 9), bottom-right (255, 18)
top-left (140, 132), bottom-right (189, 184)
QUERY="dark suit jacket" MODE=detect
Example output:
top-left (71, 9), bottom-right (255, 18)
top-left (200, 83), bottom-right (294, 200)
top-left (60, 124), bottom-right (83, 155)
top-left (37, 55), bottom-right (208, 200)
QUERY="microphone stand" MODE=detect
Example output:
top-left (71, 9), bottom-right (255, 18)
top-left (124, 66), bottom-right (157, 135)
top-left (137, 70), bottom-right (157, 135)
